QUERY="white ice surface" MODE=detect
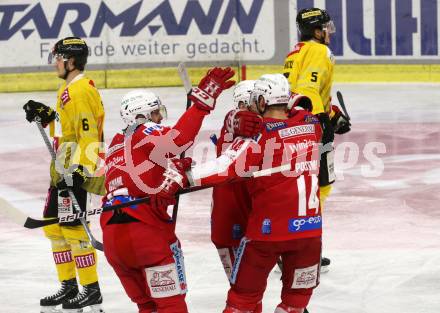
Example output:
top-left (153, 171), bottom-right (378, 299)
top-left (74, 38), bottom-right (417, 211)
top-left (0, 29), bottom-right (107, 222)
top-left (0, 83), bottom-right (440, 313)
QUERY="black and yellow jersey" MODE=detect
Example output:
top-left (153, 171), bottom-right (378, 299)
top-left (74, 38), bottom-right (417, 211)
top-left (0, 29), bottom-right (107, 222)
top-left (49, 74), bottom-right (105, 195)
top-left (283, 40), bottom-right (335, 115)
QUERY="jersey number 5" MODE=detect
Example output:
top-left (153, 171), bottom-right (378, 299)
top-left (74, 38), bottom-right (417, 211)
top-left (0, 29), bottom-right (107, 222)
top-left (311, 72), bottom-right (318, 82)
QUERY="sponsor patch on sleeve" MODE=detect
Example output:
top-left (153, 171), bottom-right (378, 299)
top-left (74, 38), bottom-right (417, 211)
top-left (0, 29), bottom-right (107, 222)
top-left (291, 264), bottom-right (319, 289)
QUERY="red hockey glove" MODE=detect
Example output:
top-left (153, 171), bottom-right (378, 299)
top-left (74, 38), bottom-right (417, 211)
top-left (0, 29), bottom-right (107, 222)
top-left (287, 93), bottom-right (312, 117)
top-left (331, 105), bottom-right (351, 134)
top-left (225, 109), bottom-right (263, 138)
top-left (189, 67), bottom-right (235, 111)
top-left (153, 157), bottom-right (193, 210)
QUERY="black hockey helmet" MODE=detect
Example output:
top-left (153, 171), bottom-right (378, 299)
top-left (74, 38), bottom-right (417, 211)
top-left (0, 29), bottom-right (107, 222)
top-left (48, 37), bottom-right (89, 71)
top-left (296, 8), bottom-right (333, 40)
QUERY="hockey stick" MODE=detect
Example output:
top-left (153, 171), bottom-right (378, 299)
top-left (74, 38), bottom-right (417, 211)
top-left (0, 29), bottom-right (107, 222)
top-left (172, 62), bottom-right (192, 224)
top-left (336, 91), bottom-right (351, 120)
top-left (35, 121), bottom-right (104, 251)
top-left (6, 159), bottom-right (305, 229)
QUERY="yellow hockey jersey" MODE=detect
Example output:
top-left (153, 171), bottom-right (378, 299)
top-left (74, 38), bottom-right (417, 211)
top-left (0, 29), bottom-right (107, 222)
top-left (283, 40), bottom-right (335, 115)
top-left (49, 74), bottom-right (105, 195)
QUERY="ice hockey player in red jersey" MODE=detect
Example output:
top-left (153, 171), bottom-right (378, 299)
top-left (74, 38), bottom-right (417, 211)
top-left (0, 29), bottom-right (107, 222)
top-left (210, 80), bottom-right (261, 280)
top-left (100, 67), bottom-right (235, 313)
top-left (159, 74), bottom-right (323, 313)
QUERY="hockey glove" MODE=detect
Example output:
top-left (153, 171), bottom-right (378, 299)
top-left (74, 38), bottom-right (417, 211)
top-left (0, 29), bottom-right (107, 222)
top-left (317, 113), bottom-right (335, 145)
top-left (287, 93), bottom-right (313, 114)
top-left (57, 166), bottom-right (88, 190)
top-left (331, 105), bottom-right (351, 134)
top-left (225, 109), bottom-right (263, 138)
top-left (151, 157), bottom-right (192, 212)
top-left (189, 67), bottom-right (235, 111)
top-left (23, 100), bottom-right (56, 127)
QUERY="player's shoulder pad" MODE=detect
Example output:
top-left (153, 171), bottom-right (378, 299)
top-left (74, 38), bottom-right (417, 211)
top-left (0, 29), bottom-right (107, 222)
top-left (286, 42), bottom-right (305, 58)
top-left (142, 122), bottom-right (164, 135)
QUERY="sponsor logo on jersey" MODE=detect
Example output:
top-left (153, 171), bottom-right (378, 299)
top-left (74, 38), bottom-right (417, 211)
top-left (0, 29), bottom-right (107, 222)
top-left (108, 176), bottom-right (123, 191)
top-left (279, 124), bottom-right (315, 138)
top-left (292, 264), bottom-right (318, 289)
top-left (265, 121), bottom-right (287, 131)
top-left (295, 160), bottom-right (318, 172)
top-left (288, 215), bottom-right (322, 233)
top-left (286, 139), bottom-right (316, 155)
top-left (105, 155), bottom-right (124, 173)
top-left (106, 142), bottom-right (124, 157)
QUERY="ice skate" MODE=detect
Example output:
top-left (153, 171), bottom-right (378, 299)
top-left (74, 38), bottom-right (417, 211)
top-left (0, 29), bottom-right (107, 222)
top-left (320, 257), bottom-right (331, 273)
top-left (62, 281), bottom-right (104, 313)
top-left (40, 278), bottom-right (78, 313)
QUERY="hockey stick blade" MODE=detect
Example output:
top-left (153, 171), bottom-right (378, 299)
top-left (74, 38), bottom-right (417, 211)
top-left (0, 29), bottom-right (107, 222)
top-left (0, 197), bottom-right (58, 228)
top-left (177, 62), bottom-right (192, 94)
top-left (336, 91), bottom-right (351, 120)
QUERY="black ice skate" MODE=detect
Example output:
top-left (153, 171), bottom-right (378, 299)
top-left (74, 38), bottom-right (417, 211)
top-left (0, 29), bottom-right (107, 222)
top-left (40, 278), bottom-right (79, 313)
top-left (320, 257), bottom-right (331, 273)
top-left (62, 281), bottom-right (104, 313)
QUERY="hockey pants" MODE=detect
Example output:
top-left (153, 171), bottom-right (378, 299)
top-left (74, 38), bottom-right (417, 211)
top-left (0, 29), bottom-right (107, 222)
top-left (102, 221), bottom-right (188, 313)
top-left (225, 237), bottom-right (322, 312)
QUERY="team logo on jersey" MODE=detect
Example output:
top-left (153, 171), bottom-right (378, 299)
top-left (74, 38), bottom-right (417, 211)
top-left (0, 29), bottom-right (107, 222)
top-left (265, 121), bottom-right (287, 131)
top-left (60, 88), bottom-right (70, 107)
top-left (288, 216), bottom-right (322, 232)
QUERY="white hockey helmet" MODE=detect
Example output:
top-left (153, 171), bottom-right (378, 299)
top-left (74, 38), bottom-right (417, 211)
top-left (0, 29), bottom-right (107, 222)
top-left (232, 80), bottom-right (255, 109)
top-left (120, 90), bottom-right (166, 126)
top-left (251, 74), bottom-right (291, 110)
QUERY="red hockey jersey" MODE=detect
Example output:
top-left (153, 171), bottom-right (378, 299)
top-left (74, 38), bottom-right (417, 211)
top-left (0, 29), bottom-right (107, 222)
top-left (101, 105), bottom-right (208, 228)
top-left (189, 109), bottom-right (323, 241)
top-left (211, 110), bottom-right (252, 247)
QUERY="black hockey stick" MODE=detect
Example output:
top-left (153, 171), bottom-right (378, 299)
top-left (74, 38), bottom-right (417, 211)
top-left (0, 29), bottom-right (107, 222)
top-left (35, 121), bottom-right (104, 251)
top-left (336, 91), bottom-right (351, 120)
top-left (3, 158), bottom-right (308, 229)
top-left (172, 62), bottom-right (192, 224)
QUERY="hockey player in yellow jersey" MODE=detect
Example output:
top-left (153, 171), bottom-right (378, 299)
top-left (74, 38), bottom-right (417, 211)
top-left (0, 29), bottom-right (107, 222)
top-left (23, 37), bottom-right (105, 313)
top-left (283, 8), bottom-right (351, 272)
